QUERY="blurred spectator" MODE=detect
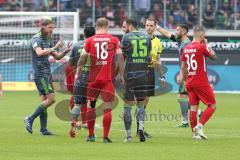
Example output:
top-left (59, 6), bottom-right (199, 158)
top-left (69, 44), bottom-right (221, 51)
top-left (60, 0), bottom-right (73, 11)
top-left (0, 0), bottom-right (7, 11)
top-left (234, 12), bottom-right (240, 29)
top-left (48, 0), bottom-right (57, 12)
top-left (186, 4), bottom-right (198, 28)
top-left (1, 0), bottom-right (240, 30)
top-left (134, 0), bottom-right (151, 23)
top-left (152, 4), bottom-right (163, 23)
top-left (203, 4), bottom-right (215, 29)
top-left (33, 0), bottom-right (41, 11)
top-left (114, 3), bottom-right (126, 28)
top-left (166, 15), bottom-right (176, 29)
top-left (103, 4), bottom-right (115, 27)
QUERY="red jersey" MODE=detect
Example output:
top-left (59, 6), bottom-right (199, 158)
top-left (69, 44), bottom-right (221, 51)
top-left (181, 42), bottom-right (211, 87)
top-left (84, 33), bottom-right (120, 81)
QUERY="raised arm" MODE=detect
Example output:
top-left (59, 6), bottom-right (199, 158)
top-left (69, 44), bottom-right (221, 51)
top-left (156, 25), bottom-right (172, 39)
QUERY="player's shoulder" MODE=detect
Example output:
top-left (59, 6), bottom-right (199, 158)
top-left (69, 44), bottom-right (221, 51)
top-left (107, 34), bottom-right (119, 41)
top-left (72, 41), bottom-right (83, 49)
top-left (31, 32), bottom-right (42, 41)
top-left (191, 41), bottom-right (206, 48)
top-left (152, 36), bottom-right (161, 43)
top-left (138, 31), bottom-right (150, 38)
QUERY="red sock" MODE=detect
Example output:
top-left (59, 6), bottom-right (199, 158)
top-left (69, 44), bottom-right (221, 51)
top-left (103, 108), bottom-right (112, 138)
top-left (69, 96), bottom-right (74, 110)
top-left (199, 106), bottom-right (215, 125)
top-left (190, 111), bottom-right (197, 131)
top-left (81, 104), bottom-right (87, 124)
top-left (87, 108), bottom-right (95, 136)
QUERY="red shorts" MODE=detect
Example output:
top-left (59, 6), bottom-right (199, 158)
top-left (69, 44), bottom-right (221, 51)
top-left (87, 80), bottom-right (115, 102)
top-left (186, 85), bottom-right (216, 106)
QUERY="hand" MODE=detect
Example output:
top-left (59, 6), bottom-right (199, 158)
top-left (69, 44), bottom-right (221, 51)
top-left (201, 38), bottom-right (208, 44)
top-left (156, 24), bottom-right (160, 31)
top-left (160, 77), bottom-right (166, 88)
top-left (120, 76), bottom-right (125, 86)
top-left (74, 72), bottom-right (80, 80)
top-left (177, 74), bottom-right (183, 84)
top-left (64, 41), bottom-right (73, 53)
top-left (54, 39), bottom-right (64, 49)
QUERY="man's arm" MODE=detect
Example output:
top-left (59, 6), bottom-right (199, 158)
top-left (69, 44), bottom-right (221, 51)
top-left (156, 54), bottom-right (165, 81)
top-left (156, 25), bottom-right (172, 39)
top-left (34, 40), bottom-right (64, 57)
top-left (177, 61), bottom-right (188, 84)
top-left (75, 49), bottom-right (88, 79)
top-left (202, 39), bottom-right (217, 61)
top-left (116, 48), bottom-right (125, 84)
top-left (51, 41), bottom-right (73, 60)
top-left (207, 47), bottom-right (217, 60)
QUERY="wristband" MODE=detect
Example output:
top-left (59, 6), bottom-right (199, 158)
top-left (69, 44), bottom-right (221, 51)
top-left (160, 76), bottom-right (165, 81)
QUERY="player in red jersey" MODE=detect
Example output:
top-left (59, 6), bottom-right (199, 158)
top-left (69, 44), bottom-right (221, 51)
top-left (65, 62), bottom-right (75, 109)
top-left (177, 26), bottom-right (217, 140)
top-left (77, 17), bottom-right (124, 143)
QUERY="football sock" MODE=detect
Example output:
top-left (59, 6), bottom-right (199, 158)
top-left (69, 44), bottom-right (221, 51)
top-left (71, 104), bottom-right (81, 121)
top-left (136, 104), bottom-right (145, 131)
top-left (103, 108), bottom-right (112, 138)
top-left (179, 100), bottom-right (189, 124)
top-left (87, 108), bottom-right (96, 136)
top-left (81, 103), bottom-right (87, 124)
top-left (90, 100), bottom-right (97, 108)
top-left (190, 111), bottom-right (197, 130)
top-left (40, 109), bottom-right (48, 131)
top-left (134, 107), bottom-right (139, 132)
top-left (199, 106), bottom-right (215, 125)
top-left (123, 104), bottom-right (132, 137)
top-left (30, 103), bottom-right (46, 121)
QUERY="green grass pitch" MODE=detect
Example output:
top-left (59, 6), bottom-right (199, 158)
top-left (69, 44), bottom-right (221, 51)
top-left (0, 91), bottom-right (239, 160)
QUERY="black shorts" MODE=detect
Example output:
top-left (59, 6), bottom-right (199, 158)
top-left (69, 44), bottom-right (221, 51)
top-left (178, 82), bottom-right (188, 95)
top-left (73, 72), bottom-right (89, 104)
top-left (34, 76), bottom-right (54, 96)
top-left (146, 67), bottom-right (155, 96)
top-left (124, 71), bottom-right (148, 101)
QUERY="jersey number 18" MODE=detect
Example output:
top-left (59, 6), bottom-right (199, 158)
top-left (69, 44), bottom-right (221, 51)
top-left (95, 42), bottom-right (108, 60)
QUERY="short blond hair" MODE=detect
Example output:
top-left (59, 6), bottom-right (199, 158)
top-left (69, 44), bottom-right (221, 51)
top-left (193, 25), bottom-right (205, 38)
top-left (96, 17), bottom-right (108, 28)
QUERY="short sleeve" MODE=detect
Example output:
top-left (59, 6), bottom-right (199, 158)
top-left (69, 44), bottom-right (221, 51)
top-left (181, 49), bottom-right (187, 62)
top-left (157, 39), bottom-right (163, 54)
top-left (70, 44), bottom-right (78, 59)
top-left (202, 44), bottom-right (211, 57)
top-left (31, 37), bottom-right (42, 49)
top-left (83, 38), bottom-right (91, 53)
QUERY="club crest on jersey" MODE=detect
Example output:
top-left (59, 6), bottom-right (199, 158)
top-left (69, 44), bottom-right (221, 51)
top-left (33, 42), bottom-right (38, 48)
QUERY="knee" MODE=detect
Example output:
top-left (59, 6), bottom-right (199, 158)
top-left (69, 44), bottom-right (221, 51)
top-left (48, 95), bottom-right (56, 105)
top-left (209, 104), bottom-right (216, 110)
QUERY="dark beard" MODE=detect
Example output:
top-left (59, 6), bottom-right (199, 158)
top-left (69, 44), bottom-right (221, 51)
top-left (41, 28), bottom-right (51, 40)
